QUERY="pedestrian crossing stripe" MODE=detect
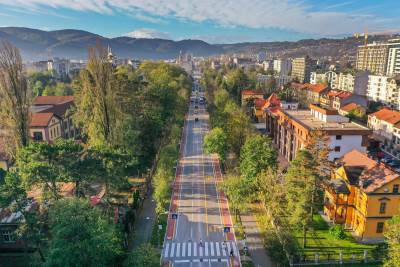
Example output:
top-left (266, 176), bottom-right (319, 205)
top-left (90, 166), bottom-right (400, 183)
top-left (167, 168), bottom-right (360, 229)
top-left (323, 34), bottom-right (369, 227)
top-left (162, 241), bottom-right (238, 259)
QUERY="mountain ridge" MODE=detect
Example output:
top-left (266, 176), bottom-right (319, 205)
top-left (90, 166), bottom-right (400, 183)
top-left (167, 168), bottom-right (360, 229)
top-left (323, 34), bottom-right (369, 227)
top-left (0, 27), bottom-right (398, 61)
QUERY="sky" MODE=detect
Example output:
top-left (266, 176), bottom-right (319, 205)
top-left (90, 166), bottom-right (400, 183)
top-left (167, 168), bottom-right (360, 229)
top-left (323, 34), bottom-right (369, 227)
top-left (0, 0), bottom-right (399, 44)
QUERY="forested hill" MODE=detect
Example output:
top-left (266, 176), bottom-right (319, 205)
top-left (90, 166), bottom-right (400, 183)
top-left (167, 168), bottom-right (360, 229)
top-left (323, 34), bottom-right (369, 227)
top-left (0, 27), bottom-right (398, 61)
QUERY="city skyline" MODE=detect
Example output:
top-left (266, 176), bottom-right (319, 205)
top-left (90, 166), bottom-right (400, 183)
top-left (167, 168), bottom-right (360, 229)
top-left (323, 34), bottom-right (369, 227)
top-left (0, 0), bottom-right (398, 43)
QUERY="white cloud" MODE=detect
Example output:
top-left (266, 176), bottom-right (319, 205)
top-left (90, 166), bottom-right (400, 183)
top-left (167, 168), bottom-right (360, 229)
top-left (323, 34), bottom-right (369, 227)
top-left (0, 0), bottom-right (398, 35)
top-left (125, 28), bottom-right (170, 39)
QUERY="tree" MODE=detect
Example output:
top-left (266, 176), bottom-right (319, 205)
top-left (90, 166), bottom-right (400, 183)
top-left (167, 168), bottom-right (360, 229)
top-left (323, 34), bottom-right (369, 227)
top-left (124, 243), bottom-right (159, 267)
top-left (45, 198), bottom-right (122, 267)
top-left (240, 135), bottom-right (277, 180)
top-left (384, 215), bottom-right (400, 267)
top-left (0, 41), bottom-right (31, 158)
top-left (305, 130), bottom-right (334, 180)
top-left (75, 44), bottom-right (118, 147)
top-left (204, 127), bottom-right (228, 163)
top-left (285, 150), bottom-right (319, 248)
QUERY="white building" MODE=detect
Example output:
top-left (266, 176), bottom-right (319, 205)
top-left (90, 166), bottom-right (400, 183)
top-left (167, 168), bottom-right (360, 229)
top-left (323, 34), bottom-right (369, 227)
top-left (262, 60), bottom-right (274, 72)
top-left (310, 72), bottom-right (327, 85)
top-left (367, 75), bottom-right (392, 104)
top-left (273, 59), bottom-right (291, 76)
top-left (276, 75), bottom-right (292, 88)
top-left (387, 39), bottom-right (400, 76)
top-left (335, 71), bottom-right (369, 96)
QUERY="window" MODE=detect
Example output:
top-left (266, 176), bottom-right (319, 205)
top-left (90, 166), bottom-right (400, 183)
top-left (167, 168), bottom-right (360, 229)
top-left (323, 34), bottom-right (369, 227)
top-left (2, 231), bottom-right (15, 243)
top-left (393, 184), bottom-right (399, 193)
top-left (336, 135), bottom-right (342, 140)
top-left (33, 132), bottom-right (43, 141)
top-left (334, 146), bottom-right (341, 152)
top-left (376, 222), bottom-right (384, 233)
top-left (379, 202), bottom-right (387, 214)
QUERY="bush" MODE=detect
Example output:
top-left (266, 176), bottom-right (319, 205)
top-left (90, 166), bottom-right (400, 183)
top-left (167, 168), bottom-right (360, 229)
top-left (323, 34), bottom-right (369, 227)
top-left (329, 224), bottom-right (346, 240)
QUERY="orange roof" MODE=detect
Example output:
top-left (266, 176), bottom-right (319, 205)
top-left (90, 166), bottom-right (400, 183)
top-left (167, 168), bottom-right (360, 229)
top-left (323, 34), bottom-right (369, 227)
top-left (340, 102), bottom-right (363, 113)
top-left (30, 113), bottom-right (56, 127)
top-left (340, 150), bottom-right (399, 193)
top-left (33, 96), bottom-right (74, 105)
top-left (241, 89), bottom-right (264, 96)
top-left (303, 83), bottom-right (329, 93)
top-left (369, 108), bottom-right (400, 125)
top-left (254, 99), bottom-right (266, 109)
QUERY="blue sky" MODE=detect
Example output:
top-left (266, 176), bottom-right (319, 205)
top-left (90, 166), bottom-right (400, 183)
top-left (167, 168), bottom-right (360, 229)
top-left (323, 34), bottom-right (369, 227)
top-left (0, 0), bottom-right (399, 43)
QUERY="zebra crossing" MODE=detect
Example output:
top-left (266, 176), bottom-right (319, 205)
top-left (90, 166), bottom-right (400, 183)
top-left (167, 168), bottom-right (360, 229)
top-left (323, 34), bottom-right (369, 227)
top-left (163, 241), bottom-right (238, 260)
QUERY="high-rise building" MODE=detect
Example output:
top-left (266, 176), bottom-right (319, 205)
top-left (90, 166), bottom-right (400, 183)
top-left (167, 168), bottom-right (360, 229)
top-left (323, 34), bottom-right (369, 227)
top-left (273, 59), bottom-right (292, 76)
top-left (292, 56), bottom-right (313, 83)
top-left (356, 39), bottom-right (400, 75)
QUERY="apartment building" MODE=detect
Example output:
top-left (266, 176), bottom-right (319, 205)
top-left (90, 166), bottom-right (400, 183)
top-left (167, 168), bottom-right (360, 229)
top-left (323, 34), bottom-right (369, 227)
top-left (292, 56), bottom-right (313, 83)
top-left (273, 59), bottom-right (292, 76)
top-left (266, 104), bottom-right (371, 162)
top-left (335, 71), bottom-right (369, 96)
top-left (324, 150), bottom-right (400, 242)
top-left (356, 39), bottom-right (400, 75)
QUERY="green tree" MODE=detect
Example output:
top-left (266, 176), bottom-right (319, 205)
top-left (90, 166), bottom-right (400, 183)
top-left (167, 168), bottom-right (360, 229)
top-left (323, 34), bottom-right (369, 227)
top-left (124, 243), bottom-right (159, 267)
top-left (225, 68), bottom-right (250, 102)
top-left (285, 149), bottom-right (319, 248)
top-left (240, 135), bottom-right (277, 180)
top-left (45, 198), bottom-right (122, 267)
top-left (204, 127), bottom-right (228, 163)
top-left (0, 41), bottom-right (31, 157)
top-left (384, 215), bottom-right (400, 267)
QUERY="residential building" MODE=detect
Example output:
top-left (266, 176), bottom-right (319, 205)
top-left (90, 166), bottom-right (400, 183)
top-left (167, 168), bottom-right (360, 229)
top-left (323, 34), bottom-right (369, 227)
top-left (324, 149), bottom-right (400, 242)
top-left (387, 39), bottom-right (400, 76)
top-left (310, 72), bottom-right (327, 85)
top-left (356, 39), bottom-right (400, 75)
top-left (301, 83), bottom-right (330, 104)
top-left (240, 89), bottom-right (264, 106)
top-left (252, 98), bottom-right (267, 122)
top-left (30, 96), bottom-right (77, 141)
top-left (368, 108), bottom-right (400, 157)
top-left (262, 60), bottom-right (274, 72)
top-left (266, 104), bottom-right (371, 161)
top-left (339, 103), bottom-right (367, 117)
top-left (256, 74), bottom-right (274, 84)
top-left (292, 56), bottom-right (313, 83)
top-left (276, 75), bottom-right (292, 88)
top-left (47, 58), bottom-right (70, 77)
top-left (367, 75), bottom-right (393, 105)
top-left (273, 59), bottom-right (291, 76)
top-left (389, 75), bottom-right (400, 109)
top-left (320, 90), bottom-right (368, 111)
top-left (335, 71), bottom-right (369, 96)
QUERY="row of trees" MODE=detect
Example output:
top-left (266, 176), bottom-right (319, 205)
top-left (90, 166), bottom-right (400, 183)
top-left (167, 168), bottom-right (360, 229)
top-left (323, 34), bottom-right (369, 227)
top-left (0, 41), bottom-right (191, 266)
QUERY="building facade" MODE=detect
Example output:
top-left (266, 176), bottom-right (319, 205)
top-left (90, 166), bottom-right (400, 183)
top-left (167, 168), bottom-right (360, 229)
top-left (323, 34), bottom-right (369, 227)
top-left (292, 56), bottom-right (313, 83)
top-left (324, 150), bottom-right (400, 242)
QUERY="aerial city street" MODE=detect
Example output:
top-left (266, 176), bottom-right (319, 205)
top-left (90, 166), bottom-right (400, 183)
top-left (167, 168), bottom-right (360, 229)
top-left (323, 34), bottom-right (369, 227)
top-left (0, 1), bottom-right (400, 267)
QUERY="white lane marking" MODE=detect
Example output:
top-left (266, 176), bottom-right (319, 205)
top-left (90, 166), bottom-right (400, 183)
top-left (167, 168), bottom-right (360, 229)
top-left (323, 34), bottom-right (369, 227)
top-left (210, 242), bottom-right (214, 256)
top-left (188, 242), bottom-right (191, 257)
top-left (199, 244), bottom-right (203, 257)
top-left (182, 242), bottom-right (186, 257)
top-left (175, 260), bottom-right (190, 263)
top-left (193, 242), bottom-right (197, 257)
top-left (170, 242), bottom-right (176, 258)
top-left (226, 242), bottom-right (231, 256)
top-left (216, 242), bottom-right (220, 256)
top-left (204, 242), bottom-right (209, 257)
top-left (164, 242), bottom-right (170, 258)
top-left (176, 242), bottom-right (181, 258)
top-left (232, 242), bottom-right (238, 257)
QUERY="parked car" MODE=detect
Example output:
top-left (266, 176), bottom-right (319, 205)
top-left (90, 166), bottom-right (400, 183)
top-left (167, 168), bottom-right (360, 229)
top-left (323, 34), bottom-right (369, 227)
top-left (195, 117), bottom-right (199, 122)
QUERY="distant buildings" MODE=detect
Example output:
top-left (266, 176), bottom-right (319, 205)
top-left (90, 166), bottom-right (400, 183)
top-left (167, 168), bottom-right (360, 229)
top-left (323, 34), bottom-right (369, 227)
top-left (367, 75), bottom-right (400, 108)
top-left (291, 56), bottom-right (313, 83)
top-left (356, 39), bottom-right (400, 76)
top-left (273, 59), bottom-right (291, 76)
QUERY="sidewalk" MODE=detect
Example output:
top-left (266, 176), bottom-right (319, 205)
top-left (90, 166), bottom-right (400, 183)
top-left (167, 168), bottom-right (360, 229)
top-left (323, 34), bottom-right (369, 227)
top-left (131, 189), bottom-right (156, 249)
top-left (240, 211), bottom-right (274, 267)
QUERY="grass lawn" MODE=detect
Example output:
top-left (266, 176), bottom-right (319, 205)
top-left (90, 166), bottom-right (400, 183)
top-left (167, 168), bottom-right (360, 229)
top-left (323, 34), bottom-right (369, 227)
top-left (151, 213), bottom-right (168, 247)
top-left (294, 214), bottom-right (381, 262)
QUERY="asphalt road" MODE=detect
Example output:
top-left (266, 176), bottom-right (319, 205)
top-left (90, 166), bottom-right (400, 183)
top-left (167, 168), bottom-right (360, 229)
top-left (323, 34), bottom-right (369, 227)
top-left (162, 91), bottom-right (240, 267)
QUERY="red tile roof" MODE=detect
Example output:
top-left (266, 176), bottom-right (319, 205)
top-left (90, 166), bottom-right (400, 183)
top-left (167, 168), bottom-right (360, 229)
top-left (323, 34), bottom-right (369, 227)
top-left (340, 102), bottom-right (363, 113)
top-left (33, 96), bottom-right (74, 106)
top-left (262, 93), bottom-right (281, 114)
top-left (340, 150), bottom-right (399, 193)
top-left (241, 89), bottom-right (264, 96)
top-left (303, 83), bottom-right (329, 93)
top-left (254, 99), bottom-right (266, 109)
top-left (30, 113), bottom-right (55, 127)
top-left (369, 108), bottom-right (400, 125)
top-left (327, 90), bottom-right (352, 99)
